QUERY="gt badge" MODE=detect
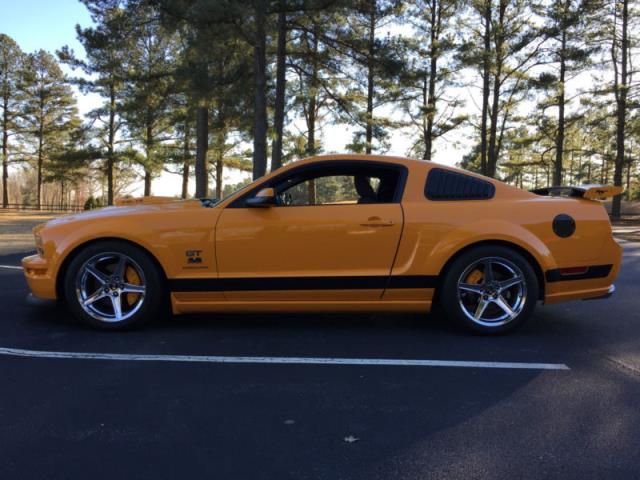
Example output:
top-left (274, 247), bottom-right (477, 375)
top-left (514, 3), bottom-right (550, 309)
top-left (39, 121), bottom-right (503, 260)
top-left (185, 250), bottom-right (203, 264)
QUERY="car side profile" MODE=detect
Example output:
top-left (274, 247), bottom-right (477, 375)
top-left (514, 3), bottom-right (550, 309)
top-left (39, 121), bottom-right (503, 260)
top-left (22, 154), bottom-right (623, 334)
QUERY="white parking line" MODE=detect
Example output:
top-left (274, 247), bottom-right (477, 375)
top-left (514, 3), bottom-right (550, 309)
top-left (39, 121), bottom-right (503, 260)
top-left (0, 265), bottom-right (23, 270)
top-left (0, 346), bottom-right (570, 370)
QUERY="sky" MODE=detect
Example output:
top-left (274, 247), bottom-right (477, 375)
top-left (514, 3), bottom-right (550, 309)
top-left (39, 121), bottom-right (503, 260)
top-left (0, 0), bottom-right (91, 56)
top-left (0, 0), bottom-right (466, 198)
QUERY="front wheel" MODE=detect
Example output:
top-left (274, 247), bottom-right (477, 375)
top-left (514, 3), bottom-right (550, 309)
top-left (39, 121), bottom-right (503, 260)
top-left (440, 246), bottom-right (539, 335)
top-left (63, 240), bottom-right (167, 330)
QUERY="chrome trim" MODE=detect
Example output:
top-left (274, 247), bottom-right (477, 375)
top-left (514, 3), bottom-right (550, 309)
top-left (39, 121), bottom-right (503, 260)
top-left (583, 284), bottom-right (616, 301)
top-left (457, 257), bottom-right (527, 327)
top-left (75, 252), bottom-right (146, 323)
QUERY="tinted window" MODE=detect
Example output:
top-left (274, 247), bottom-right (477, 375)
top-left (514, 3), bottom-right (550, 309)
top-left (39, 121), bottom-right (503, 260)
top-left (278, 174), bottom-right (383, 206)
top-left (228, 161), bottom-right (407, 208)
top-left (425, 168), bottom-right (495, 201)
top-left (273, 165), bottom-right (401, 206)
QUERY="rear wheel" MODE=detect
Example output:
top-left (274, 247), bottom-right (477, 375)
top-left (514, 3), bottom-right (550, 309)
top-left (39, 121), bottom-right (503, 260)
top-left (440, 246), bottom-right (539, 335)
top-left (63, 240), bottom-right (166, 330)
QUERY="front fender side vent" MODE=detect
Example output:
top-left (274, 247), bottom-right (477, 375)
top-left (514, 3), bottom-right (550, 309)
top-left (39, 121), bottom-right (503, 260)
top-left (425, 168), bottom-right (496, 201)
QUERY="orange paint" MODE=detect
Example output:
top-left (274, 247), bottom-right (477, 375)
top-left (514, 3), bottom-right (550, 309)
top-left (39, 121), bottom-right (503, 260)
top-left (22, 154), bottom-right (622, 314)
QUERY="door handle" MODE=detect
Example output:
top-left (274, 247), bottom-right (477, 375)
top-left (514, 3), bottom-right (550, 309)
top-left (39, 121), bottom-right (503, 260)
top-left (361, 216), bottom-right (394, 227)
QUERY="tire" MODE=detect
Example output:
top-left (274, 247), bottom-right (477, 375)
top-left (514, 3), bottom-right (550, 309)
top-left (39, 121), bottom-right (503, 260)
top-left (63, 240), bottom-right (167, 330)
top-left (439, 245), bottom-right (539, 335)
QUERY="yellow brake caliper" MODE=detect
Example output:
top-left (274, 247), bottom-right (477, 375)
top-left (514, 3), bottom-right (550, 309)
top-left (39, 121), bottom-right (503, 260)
top-left (466, 269), bottom-right (484, 286)
top-left (125, 266), bottom-right (142, 306)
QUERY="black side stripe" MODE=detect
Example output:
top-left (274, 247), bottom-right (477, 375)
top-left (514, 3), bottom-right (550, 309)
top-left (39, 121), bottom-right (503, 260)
top-left (545, 264), bottom-right (613, 283)
top-left (169, 275), bottom-right (438, 292)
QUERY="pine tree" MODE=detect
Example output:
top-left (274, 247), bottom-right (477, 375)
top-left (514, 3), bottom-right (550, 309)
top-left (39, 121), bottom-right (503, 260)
top-left (535, 0), bottom-right (598, 186)
top-left (58, 0), bottom-right (132, 205)
top-left (20, 50), bottom-right (79, 209)
top-left (608, 0), bottom-right (637, 218)
top-left (120, 5), bottom-right (180, 196)
top-left (402, 0), bottom-right (466, 160)
top-left (0, 34), bottom-right (25, 208)
top-left (288, 9), bottom-right (347, 158)
top-left (461, 0), bottom-right (545, 178)
top-left (154, 0), bottom-right (254, 194)
top-left (340, 0), bottom-right (406, 154)
top-left (46, 125), bottom-right (90, 208)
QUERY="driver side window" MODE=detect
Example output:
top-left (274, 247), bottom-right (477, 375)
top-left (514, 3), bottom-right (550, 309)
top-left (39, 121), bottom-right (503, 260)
top-left (274, 163), bottom-right (402, 206)
top-left (279, 175), bottom-right (371, 206)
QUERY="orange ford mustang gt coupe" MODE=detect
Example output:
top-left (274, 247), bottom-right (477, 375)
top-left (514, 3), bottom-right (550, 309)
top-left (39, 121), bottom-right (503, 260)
top-left (22, 154), bottom-right (622, 334)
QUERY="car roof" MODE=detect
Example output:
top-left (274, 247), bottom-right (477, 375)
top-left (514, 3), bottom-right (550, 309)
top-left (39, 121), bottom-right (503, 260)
top-left (299, 154), bottom-right (420, 167)
top-left (295, 154), bottom-right (488, 181)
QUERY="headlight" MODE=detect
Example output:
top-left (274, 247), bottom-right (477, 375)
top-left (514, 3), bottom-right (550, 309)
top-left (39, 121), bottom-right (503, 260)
top-left (34, 233), bottom-right (44, 256)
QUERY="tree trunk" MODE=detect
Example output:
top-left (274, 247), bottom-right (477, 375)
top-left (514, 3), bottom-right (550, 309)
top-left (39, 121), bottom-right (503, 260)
top-left (195, 106), bottom-right (208, 198)
top-left (181, 159), bottom-right (190, 199)
top-left (423, 0), bottom-right (439, 161)
top-left (611, 0), bottom-right (629, 219)
top-left (143, 172), bottom-right (152, 196)
top-left (553, 26), bottom-right (567, 186)
top-left (487, 0), bottom-right (506, 178)
top-left (1, 95), bottom-right (8, 208)
top-left (181, 119), bottom-right (190, 199)
top-left (252, 0), bottom-right (268, 180)
top-left (303, 27), bottom-right (320, 206)
top-left (306, 24), bottom-right (319, 157)
top-left (60, 180), bottom-right (65, 210)
top-left (107, 83), bottom-right (116, 205)
top-left (36, 118), bottom-right (44, 210)
top-left (144, 122), bottom-right (153, 197)
top-left (626, 160), bottom-right (631, 200)
top-left (480, 0), bottom-right (491, 175)
top-left (214, 111), bottom-right (226, 200)
top-left (216, 150), bottom-right (223, 200)
top-left (365, 1), bottom-right (376, 155)
top-left (271, 2), bottom-right (287, 172)
top-left (307, 58), bottom-right (318, 204)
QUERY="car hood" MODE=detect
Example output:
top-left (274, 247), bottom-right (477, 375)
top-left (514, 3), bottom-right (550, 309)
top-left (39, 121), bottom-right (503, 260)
top-left (37, 198), bottom-right (204, 231)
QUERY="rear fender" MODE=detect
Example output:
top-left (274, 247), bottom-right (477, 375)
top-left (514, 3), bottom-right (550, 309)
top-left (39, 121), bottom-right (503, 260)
top-left (424, 220), bottom-right (556, 275)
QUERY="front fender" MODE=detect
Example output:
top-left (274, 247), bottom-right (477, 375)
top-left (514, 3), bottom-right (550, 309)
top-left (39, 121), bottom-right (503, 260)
top-left (38, 212), bottom-right (218, 292)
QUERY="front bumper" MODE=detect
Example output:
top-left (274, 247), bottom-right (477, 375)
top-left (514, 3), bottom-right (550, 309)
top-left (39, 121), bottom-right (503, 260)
top-left (22, 254), bottom-right (57, 300)
top-left (583, 284), bottom-right (615, 301)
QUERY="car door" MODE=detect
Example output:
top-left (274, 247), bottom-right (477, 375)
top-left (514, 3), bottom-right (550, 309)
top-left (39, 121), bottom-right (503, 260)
top-left (214, 162), bottom-right (406, 301)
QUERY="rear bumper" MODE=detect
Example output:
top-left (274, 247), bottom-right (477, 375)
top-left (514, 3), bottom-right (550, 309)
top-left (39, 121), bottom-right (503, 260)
top-left (583, 284), bottom-right (615, 301)
top-left (544, 240), bottom-right (622, 304)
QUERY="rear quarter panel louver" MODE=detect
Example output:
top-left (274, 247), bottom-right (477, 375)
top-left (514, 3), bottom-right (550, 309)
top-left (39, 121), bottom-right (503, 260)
top-left (425, 168), bottom-right (495, 201)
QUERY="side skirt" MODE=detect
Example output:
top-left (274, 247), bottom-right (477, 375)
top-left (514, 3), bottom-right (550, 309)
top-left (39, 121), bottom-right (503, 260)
top-left (171, 297), bottom-right (432, 315)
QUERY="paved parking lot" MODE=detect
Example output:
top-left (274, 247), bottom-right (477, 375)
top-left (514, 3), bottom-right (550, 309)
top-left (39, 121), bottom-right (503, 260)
top-left (1, 243), bottom-right (639, 479)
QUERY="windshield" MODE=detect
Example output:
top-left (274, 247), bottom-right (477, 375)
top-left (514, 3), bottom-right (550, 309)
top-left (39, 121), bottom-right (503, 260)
top-left (222, 180), bottom-right (255, 201)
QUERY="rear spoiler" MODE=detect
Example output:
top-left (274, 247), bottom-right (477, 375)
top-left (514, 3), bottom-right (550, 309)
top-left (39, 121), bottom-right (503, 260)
top-left (530, 184), bottom-right (623, 200)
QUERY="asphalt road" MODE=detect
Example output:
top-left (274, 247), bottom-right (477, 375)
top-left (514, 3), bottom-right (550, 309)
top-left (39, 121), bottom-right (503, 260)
top-left (0, 243), bottom-right (639, 479)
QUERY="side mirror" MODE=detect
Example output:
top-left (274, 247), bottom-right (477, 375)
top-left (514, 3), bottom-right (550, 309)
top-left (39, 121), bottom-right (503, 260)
top-left (246, 187), bottom-right (276, 208)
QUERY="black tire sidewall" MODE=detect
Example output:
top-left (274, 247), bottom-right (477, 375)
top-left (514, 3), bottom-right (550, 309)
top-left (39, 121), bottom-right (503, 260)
top-left (440, 245), bottom-right (539, 335)
top-left (63, 240), bottom-right (166, 330)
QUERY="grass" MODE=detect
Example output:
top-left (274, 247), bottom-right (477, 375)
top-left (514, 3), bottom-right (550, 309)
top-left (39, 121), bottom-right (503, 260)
top-left (0, 211), bottom-right (59, 255)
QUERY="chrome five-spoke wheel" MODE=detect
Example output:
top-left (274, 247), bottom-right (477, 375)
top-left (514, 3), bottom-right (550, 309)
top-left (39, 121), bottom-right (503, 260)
top-left (75, 252), bottom-right (147, 323)
top-left (440, 246), bottom-right (539, 334)
top-left (457, 257), bottom-right (527, 327)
